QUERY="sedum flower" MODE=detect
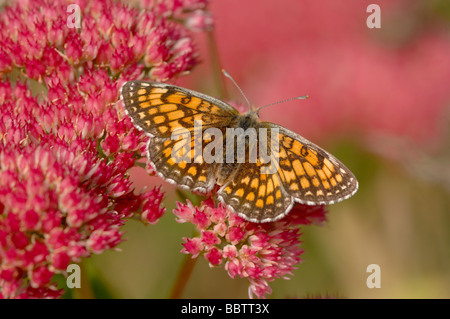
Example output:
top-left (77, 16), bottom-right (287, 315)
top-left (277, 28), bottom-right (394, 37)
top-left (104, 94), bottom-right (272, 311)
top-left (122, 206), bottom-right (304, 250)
top-left (0, 0), bottom-right (204, 298)
top-left (174, 198), bottom-right (327, 299)
top-left (132, 0), bottom-right (213, 32)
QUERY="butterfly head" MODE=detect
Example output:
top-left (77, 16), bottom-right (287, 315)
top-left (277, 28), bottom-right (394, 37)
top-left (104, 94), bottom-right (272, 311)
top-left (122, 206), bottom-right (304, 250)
top-left (239, 109), bottom-right (261, 128)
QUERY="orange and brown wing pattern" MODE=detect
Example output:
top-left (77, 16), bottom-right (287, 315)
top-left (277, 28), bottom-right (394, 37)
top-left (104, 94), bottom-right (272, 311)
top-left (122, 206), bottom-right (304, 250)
top-left (216, 129), bottom-right (294, 222)
top-left (217, 160), bottom-right (293, 223)
top-left (120, 81), bottom-right (239, 138)
top-left (120, 80), bottom-right (239, 193)
top-left (218, 123), bottom-right (358, 222)
top-left (264, 123), bottom-right (358, 206)
top-left (120, 80), bottom-right (358, 223)
top-left (148, 135), bottom-right (221, 192)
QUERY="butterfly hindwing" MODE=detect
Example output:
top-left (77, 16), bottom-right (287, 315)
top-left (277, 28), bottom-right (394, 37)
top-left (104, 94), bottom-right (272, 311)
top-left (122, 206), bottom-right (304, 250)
top-left (217, 122), bottom-right (358, 222)
top-left (148, 135), bottom-right (220, 192)
top-left (217, 161), bottom-right (293, 223)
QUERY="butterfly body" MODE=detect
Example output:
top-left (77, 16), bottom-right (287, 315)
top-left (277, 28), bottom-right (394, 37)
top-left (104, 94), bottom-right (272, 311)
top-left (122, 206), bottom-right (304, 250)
top-left (120, 80), bottom-right (358, 223)
top-left (237, 111), bottom-right (260, 129)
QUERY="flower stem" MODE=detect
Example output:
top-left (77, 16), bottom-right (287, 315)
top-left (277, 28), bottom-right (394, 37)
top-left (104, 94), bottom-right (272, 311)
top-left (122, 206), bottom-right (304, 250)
top-left (169, 253), bottom-right (197, 299)
top-left (72, 261), bottom-right (95, 299)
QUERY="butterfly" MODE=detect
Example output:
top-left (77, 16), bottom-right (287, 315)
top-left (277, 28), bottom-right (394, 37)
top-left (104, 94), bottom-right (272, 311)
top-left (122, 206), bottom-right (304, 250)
top-left (120, 77), bottom-right (358, 223)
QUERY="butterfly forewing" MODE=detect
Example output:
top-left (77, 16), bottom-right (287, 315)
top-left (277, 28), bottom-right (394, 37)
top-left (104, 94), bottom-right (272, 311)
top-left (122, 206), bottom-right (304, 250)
top-left (120, 81), bottom-right (238, 138)
top-left (265, 123), bottom-right (358, 205)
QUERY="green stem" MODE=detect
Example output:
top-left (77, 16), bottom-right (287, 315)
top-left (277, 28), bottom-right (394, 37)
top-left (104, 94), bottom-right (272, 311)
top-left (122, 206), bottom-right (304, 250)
top-left (72, 261), bottom-right (95, 299)
top-left (134, 161), bottom-right (147, 169)
top-left (169, 254), bottom-right (198, 299)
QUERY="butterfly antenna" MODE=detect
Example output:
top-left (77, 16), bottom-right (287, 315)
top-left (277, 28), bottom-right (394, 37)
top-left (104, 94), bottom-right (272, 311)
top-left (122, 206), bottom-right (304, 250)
top-left (256, 95), bottom-right (309, 114)
top-left (222, 69), bottom-right (252, 111)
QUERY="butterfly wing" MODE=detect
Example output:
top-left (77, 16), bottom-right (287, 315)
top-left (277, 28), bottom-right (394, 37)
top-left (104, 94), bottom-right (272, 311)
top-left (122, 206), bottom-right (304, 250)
top-left (217, 161), bottom-right (294, 223)
top-left (121, 81), bottom-right (238, 192)
top-left (217, 122), bottom-right (358, 222)
top-left (267, 122), bottom-right (358, 205)
top-left (148, 136), bottom-right (221, 192)
top-left (120, 81), bottom-right (239, 138)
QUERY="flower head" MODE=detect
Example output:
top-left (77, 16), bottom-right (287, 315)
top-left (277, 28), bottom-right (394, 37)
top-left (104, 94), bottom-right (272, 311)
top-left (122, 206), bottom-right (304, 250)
top-left (0, 0), bottom-right (204, 298)
top-left (174, 199), bottom-right (327, 299)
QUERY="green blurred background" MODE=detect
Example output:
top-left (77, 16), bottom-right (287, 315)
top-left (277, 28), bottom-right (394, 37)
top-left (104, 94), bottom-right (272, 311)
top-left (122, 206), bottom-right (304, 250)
top-left (75, 0), bottom-right (450, 298)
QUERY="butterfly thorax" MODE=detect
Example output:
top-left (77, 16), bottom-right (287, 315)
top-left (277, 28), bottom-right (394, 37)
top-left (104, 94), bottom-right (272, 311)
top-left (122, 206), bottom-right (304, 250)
top-left (236, 111), bottom-right (260, 130)
top-left (216, 111), bottom-right (260, 186)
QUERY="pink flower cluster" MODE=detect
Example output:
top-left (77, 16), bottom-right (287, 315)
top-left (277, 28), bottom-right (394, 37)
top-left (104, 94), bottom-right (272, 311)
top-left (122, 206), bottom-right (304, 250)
top-left (174, 198), bottom-right (327, 298)
top-left (134, 0), bottom-right (213, 32)
top-left (0, 0), bottom-right (202, 298)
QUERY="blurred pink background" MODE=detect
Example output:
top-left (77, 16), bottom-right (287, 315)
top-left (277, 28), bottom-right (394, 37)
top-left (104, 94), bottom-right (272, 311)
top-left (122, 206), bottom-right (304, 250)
top-left (182, 0), bottom-right (450, 145)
